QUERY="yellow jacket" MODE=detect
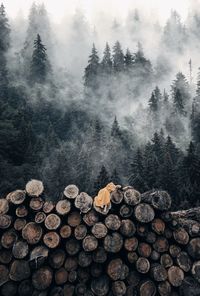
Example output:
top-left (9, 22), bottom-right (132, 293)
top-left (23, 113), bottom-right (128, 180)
top-left (94, 183), bottom-right (116, 207)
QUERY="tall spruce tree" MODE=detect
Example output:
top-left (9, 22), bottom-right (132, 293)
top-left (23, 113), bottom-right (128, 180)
top-left (111, 116), bottom-right (121, 138)
top-left (101, 43), bottom-right (112, 74)
top-left (94, 166), bottom-right (110, 193)
top-left (129, 149), bottom-right (145, 191)
top-left (124, 48), bottom-right (134, 70)
top-left (171, 72), bottom-right (190, 115)
top-left (112, 41), bottom-right (124, 72)
top-left (84, 44), bottom-right (100, 89)
top-left (30, 34), bottom-right (51, 84)
top-left (0, 4), bottom-right (10, 96)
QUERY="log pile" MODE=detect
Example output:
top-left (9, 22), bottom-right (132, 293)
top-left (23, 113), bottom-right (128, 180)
top-left (1, 180), bottom-right (200, 295)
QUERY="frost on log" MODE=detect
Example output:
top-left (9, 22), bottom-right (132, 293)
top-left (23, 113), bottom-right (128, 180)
top-left (0, 180), bottom-right (200, 295)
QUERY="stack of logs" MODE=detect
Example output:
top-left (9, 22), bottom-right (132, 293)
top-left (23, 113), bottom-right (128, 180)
top-left (1, 180), bottom-right (200, 295)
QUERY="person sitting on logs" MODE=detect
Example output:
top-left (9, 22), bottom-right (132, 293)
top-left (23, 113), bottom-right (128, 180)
top-left (94, 183), bottom-right (116, 213)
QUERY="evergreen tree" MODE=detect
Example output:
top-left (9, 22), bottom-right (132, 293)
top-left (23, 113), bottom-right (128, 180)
top-left (101, 43), bottom-right (112, 74)
top-left (133, 42), bottom-right (153, 82)
top-left (183, 142), bottom-right (200, 186)
top-left (171, 72), bottom-right (190, 115)
top-left (149, 87), bottom-right (162, 113)
top-left (84, 44), bottom-right (100, 89)
top-left (30, 34), bottom-right (51, 84)
top-left (124, 48), bottom-right (134, 70)
top-left (111, 116), bottom-right (121, 138)
top-left (129, 149), bottom-right (145, 191)
top-left (111, 168), bottom-right (121, 185)
top-left (160, 152), bottom-right (177, 196)
top-left (94, 166), bottom-right (110, 193)
top-left (0, 4), bottom-right (10, 96)
top-left (112, 41), bottom-right (124, 72)
top-left (0, 3), bottom-right (10, 52)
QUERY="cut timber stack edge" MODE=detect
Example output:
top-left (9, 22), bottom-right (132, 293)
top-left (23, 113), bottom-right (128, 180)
top-left (1, 180), bottom-right (200, 295)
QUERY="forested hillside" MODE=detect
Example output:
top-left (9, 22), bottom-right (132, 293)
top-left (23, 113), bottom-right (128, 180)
top-left (1, 3), bottom-right (200, 209)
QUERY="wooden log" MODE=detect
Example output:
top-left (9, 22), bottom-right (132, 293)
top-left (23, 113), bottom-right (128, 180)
top-left (104, 233), bottom-right (123, 253)
top-left (18, 280), bottom-right (33, 296)
top-left (94, 202), bottom-right (111, 215)
top-left (93, 247), bottom-right (107, 263)
top-left (67, 211), bottom-right (81, 227)
top-left (120, 219), bottom-right (136, 237)
top-left (0, 265), bottom-right (9, 286)
top-left (83, 210), bottom-right (99, 226)
top-left (134, 203), bottom-right (155, 223)
top-left (9, 260), bottom-right (30, 281)
top-left (127, 252), bottom-right (138, 264)
top-left (12, 240), bottom-right (29, 259)
top-left (112, 281), bottom-right (126, 296)
top-left (1, 229), bottom-right (18, 249)
top-left (45, 214), bottom-right (61, 230)
top-left (16, 205), bottom-right (28, 218)
top-left (91, 276), bottom-right (110, 296)
top-left (30, 197), bottom-right (44, 211)
top-left (192, 261), bottom-right (200, 283)
top-left (14, 218), bottom-right (26, 231)
top-left (78, 251), bottom-right (92, 267)
top-left (66, 238), bottom-right (81, 255)
top-left (77, 267), bottom-right (90, 283)
top-left (151, 218), bottom-right (165, 235)
top-left (22, 222), bottom-right (42, 244)
top-left (50, 287), bottom-right (64, 296)
top-left (0, 199), bottom-right (9, 214)
top-left (64, 257), bottom-right (78, 271)
top-left (138, 242), bottom-right (152, 258)
top-left (170, 207), bottom-right (200, 221)
top-left (32, 291), bottom-right (48, 296)
top-left (7, 190), bottom-right (26, 205)
top-left (139, 280), bottom-right (156, 296)
top-left (176, 251), bottom-right (191, 272)
top-left (150, 250), bottom-right (160, 261)
top-left (1, 281), bottom-right (18, 296)
top-left (107, 259), bottom-right (124, 280)
top-left (126, 270), bottom-right (140, 287)
top-left (75, 283), bottom-right (87, 295)
top-left (187, 238), bottom-right (200, 259)
top-left (68, 271), bottom-right (77, 283)
top-left (111, 189), bottom-right (123, 204)
top-left (160, 254), bottom-right (173, 268)
top-left (30, 246), bottom-right (49, 266)
top-left (91, 263), bottom-right (103, 278)
top-left (26, 180), bottom-right (44, 197)
top-left (136, 257), bottom-right (150, 274)
top-left (119, 205), bottom-right (133, 218)
top-left (60, 225), bottom-right (72, 239)
top-left (145, 232), bottom-right (156, 244)
top-left (74, 224), bottom-right (87, 240)
top-left (75, 192), bottom-right (93, 213)
top-left (92, 222), bottom-right (108, 238)
top-left (64, 284), bottom-right (75, 296)
top-left (173, 218), bottom-right (200, 237)
top-left (43, 201), bottom-right (55, 214)
top-left (64, 184), bottom-right (79, 199)
top-left (178, 276), bottom-right (200, 296)
top-left (141, 190), bottom-right (171, 211)
top-left (169, 244), bottom-right (181, 258)
top-left (153, 237), bottom-right (169, 253)
top-left (124, 237), bottom-right (138, 252)
top-left (158, 281), bottom-right (171, 296)
top-left (168, 266), bottom-right (184, 287)
top-left (43, 232), bottom-right (60, 249)
top-left (35, 212), bottom-right (46, 224)
top-left (0, 249), bottom-right (12, 264)
top-left (173, 228), bottom-right (189, 245)
top-left (32, 267), bottom-right (53, 290)
top-left (123, 187), bottom-right (141, 206)
top-left (49, 249), bottom-right (66, 269)
top-left (151, 263), bottom-right (168, 281)
top-left (164, 228), bottom-right (173, 239)
top-left (137, 224), bottom-right (149, 238)
top-left (0, 215), bottom-right (12, 229)
top-left (105, 214), bottom-right (121, 230)
top-left (55, 268), bottom-right (68, 285)
top-left (56, 200), bottom-right (71, 215)
top-left (83, 235), bottom-right (98, 252)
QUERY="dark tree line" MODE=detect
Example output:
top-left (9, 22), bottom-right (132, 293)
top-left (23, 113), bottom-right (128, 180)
top-left (1, 3), bottom-right (200, 210)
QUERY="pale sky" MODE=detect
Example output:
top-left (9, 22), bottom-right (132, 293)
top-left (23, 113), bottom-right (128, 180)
top-left (2, 0), bottom-right (194, 24)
